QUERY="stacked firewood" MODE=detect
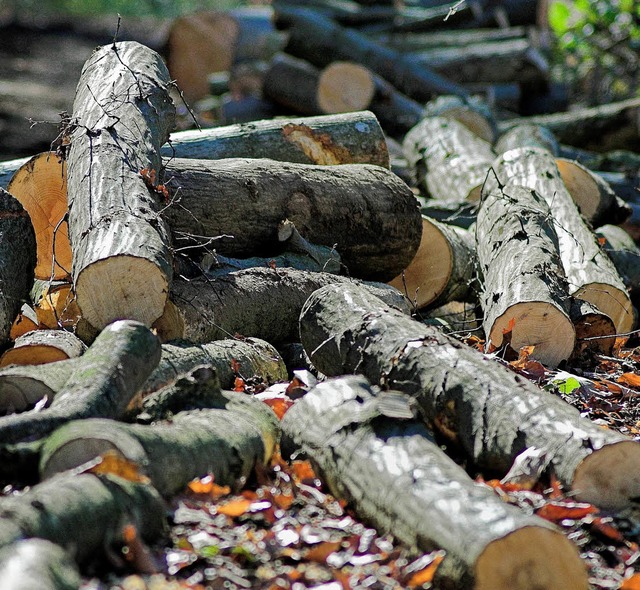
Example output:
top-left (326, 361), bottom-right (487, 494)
top-left (0, 4), bottom-right (638, 587)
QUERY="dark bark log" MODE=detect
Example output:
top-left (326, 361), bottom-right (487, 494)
top-left (162, 111), bottom-right (390, 168)
top-left (0, 329), bottom-right (86, 368)
top-left (299, 282), bottom-right (640, 510)
top-left (0, 320), bottom-right (160, 444)
top-left (273, 5), bottom-right (469, 101)
top-left (421, 94), bottom-right (497, 143)
top-left (156, 268), bottom-right (409, 346)
top-left (40, 369), bottom-right (279, 497)
top-left (282, 375), bottom-right (588, 590)
top-left (0, 472), bottom-right (165, 562)
top-left (485, 147), bottom-right (633, 334)
top-left (217, 95), bottom-right (283, 126)
top-left (67, 42), bottom-right (175, 330)
top-left (162, 157), bottom-right (421, 281)
top-left (494, 123), bottom-right (560, 156)
top-left (0, 189), bottom-right (36, 346)
top-left (419, 199), bottom-right (478, 229)
top-left (476, 183), bottom-right (574, 367)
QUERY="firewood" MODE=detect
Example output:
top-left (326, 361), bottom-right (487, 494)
top-left (162, 110), bottom-right (390, 167)
top-left (0, 330), bottom-right (86, 368)
top-left (317, 61), bottom-right (424, 137)
top-left (494, 123), bottom-right (560, 155)
top-left (10, 304), bottom-right (39, 341)
top-left (282, 375), bottom-right (588, 590)
top-left (424, 301), bottom-right (481, 333)
top-left (0, 320), bottom-right (160, 444)
top-left (154, 267), bottom-right (409, 345)
top-left (597, 224), bottom-right (640, 306)
top-left (161, 157), bottom-right (421, 281)
top-left (570, 299), bottom-right (615, 358)
top-left (486, 148), bottom-right (634, 334)
top-left (30, 279), bottom-right (81, 332)
top-left (0, 156), bottom-right (30, 190)
top-left (299, 282), bottom-right (640, 509)
top-left (476, 183), bottom-right (574, 367)
top-left (66, 42), bottom-right (175, 330)
top-left (389, 216), bottom-right (475, 310)
top-left (421, 94), bottom-right (497, 142)
top-left (403, 116), bottom-right (495, 202)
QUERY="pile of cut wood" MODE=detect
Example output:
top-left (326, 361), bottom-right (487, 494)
top-left (0, 3), bottom-right (639, 589)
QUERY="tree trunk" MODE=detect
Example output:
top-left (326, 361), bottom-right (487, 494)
top-left (486, 147), bottom-right (633, 334)
top-left (403, 116), bottom-right (495, 202)
top-left (570, 298), bottom-right (615, 358)
top-left (67, 42), bottom-right (176, 330)
top-left (282, 375), bottom-right (588, 590)
top-left (40, 370), bottom-right (279, 497)
top-left (0, 320), bottom-right (160, 444)
top-left (161, 157), bottom-right (421, 281)
top-left (494, 123), bottom-right (560, 155)
top-left (30, 279), bottom-right (81, 332)
top-left (0, 329), bottom-right (86, 368)
top-left (155, 268), bottom-right (409, 346)
top-left (476, 184), bottom-right (574, 367)
top-left (389, 216), bottom-right (475, 310)
top-left (162, 110), bottom-right (390, 168)
top-left (0, 189), bottom-right (36, 347)
top-left (597, 224), bottom-right (640, 307)
top-left (299, 282), bottom-right (640, 510)
top-left (422, 94), bottom-right (497, 143)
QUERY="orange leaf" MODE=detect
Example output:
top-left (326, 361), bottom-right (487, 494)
top-left (217, 497), bottom-right (252, 517)
top-left (618, 372), bottom-right (640, 388)
top-left (305, 541), bottom-right (342, 563)
top-left (234, 377), bottom-right (245, 392)
top-left (231, 358), bottom-right (241, 374)
top-left (407, 551), bottom-right (445, 588)
top-left (536, 501), bottom-right (597, 522)
top-left (262, 397), bottom-right (294, 420)
top-left (86, 450), bottom-right (150, 484)
top-left (591, 516), bottom-right (625, 543)
top-left (187, 475), bottom-right (232, 500)
top-left (598, 236), bottom-right (607, 246)
top-left (502, 317), bottom-right (516, 335)
top-left (291, 459), bottom-right (317, 483)
top-left (621, 574), bottom-right (640, 589)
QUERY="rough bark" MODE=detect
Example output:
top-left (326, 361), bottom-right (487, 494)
top-left (299, 282), bottom-right (640, 510)
top-left (155, 268), bottom-right (409, 346)
top-left (389, 216), bottom-right (476, 310)
top-left (161, 157), bottom-right (421, 281)
top-left (40, 370), bottom-right (279, 497)
top-left (597, 224), bottom-right (640, 306)
top-left (476, 184), bottom-right (574, 367)
top-left (570, 298), bottom-right (615, 358)
top-left (494, 123), bottom-right (560, 156)
top-left (424, 301), bottom-right (481, 333)
top-left (0, 320), bottom-right (160, 444)
top-left (0, 189), bottom-right (36, 347)
top-left (161, 110), bottom-right (390, 168)
top-left (282, 375), bottom-right (588, 590)
top-left (403, 116), bottom-right (495, 202)
top-left (0, 329), bottom-right (86, 368)
top-left (67, 42), bottom-right (175, 330)
top-left (485, 148), bottom-right (633, 334)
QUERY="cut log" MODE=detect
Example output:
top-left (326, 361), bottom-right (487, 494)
top-left (162, 111), bottom-right (390, 168)
top-left (274, 5), bottom-right (469, 101)
top-left (0, 472), bottom-right (165, 562)
top-left (161, 157), bottom-right (421, 281)
top-left (0, 156), bottom-right (30, 190)
top-left (476, 183), bottom-right (574, 367)
top-left (0, 189), bottom-right (36, 347)
top-left (6, 152), bottom-right (70, 280)
top-left (424, 301), bottom-right (481, 333)
top-left (0, 320), bottom-right (160, 444)
top-left (0, 329), bottom-right (86, 368)
top-left (486, 148), bottom-right (634, 334)
top-left (155, 268), bottom-right (409, 345)
top-left (597, 224), bottom-right (640, 306)
top-left (30, 279), bottom-right (81, 332)
top-left (299, 282), bottom-right (640, 509)
top-left (570, 298), bottom-right (615, 358)
top-left (403, 116), bottom-right (495, 202)
top-left (421, 94), bottom-right (497, 143)
top-left (494, 123), bottom-right (560, 156)
top-left (317, 61), bottom-right (424, 137)
top-left (66, 42), bottom-right (175, 330)
top-left (389, 216), bottom-right (475, 310)
top-left (41, 372), bottom-right (279, 497)
top-left (10, 304), bottom-right (39, 341)
top-left (282, 375), bottom-right (588, 590)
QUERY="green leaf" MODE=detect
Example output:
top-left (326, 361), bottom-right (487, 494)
top-left (199, 545), bottom-right (220, 558)
top-left (548, 1), bottom-right (572, 35)
top-left (555, 376), bottom-right (582, 394)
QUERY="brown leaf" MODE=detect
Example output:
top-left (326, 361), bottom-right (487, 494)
top-left (305, 541), bottom-right (342, 563)
top-left (187, 475), bottom-right (231, 500)
top-left (407, 551), bottom-right (445, 588)
top-left (618, 372), bottom-right (640, 388)
top-left (217, 497), bottom-right (253, 517)
top-left (621, 574), bottom-right (640, 589)
top-left (261, 397), bottom-right (295, 420)
top-left (86, 450), bottom-right (150, 484)
top-left (536, 501), bottom-right (597, 522)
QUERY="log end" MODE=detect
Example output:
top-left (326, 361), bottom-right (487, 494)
top-left (317, 62), bottom-right (376, 114)
top-left (574, 284), bottom-right (634, 336)
top-left (475, 526), bottom-right (588, 590)
top-left (572, 440), bottom-right (640, 510)
top-left (152, 299), bottom-right (185, 343)
top-left (0, 376), bottom-right (55, 414)
top-left (556, 158), bottom-right (603, 224)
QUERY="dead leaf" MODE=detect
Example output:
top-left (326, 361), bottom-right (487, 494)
top-left (621, 574), bottom-right (640, 589)
top-left (86, 450), bottom-right (150, 484)
top-left (618, 373), bottom-right (640, 388)
top-left (305, 540), bottom-right (342, 563)
top-left (187, 475), bottom-right (231, 499)
top-left (217, 498), bottom-right (253, 517)
top-left (407, 551), bottom-right (445, 588)
top-left (536, 501), bottom-right (597, 522)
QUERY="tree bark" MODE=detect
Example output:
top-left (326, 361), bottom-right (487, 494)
top-left (299, 282), bottom-right (640, 510)
top-left (162, 110), bottom-right (390, 168)
top-left (570, 298), bottom-right (615, 358)
top-left (597, 224), bottom-right (640, 307)
top-left (282, 375), bottom-right (588, 590)
top-left (0, 329), bottom-right (86, 368)
top-left (161, 157), bottom-right (421, 282)
top-left (156, 268), bottom-right (409, 346)
top-left (485, 147), bottom-right (633, 334)
top-left (40, 370), bottom-right (279, 497)
top-left (0, 320), bottom-right (160, 444)
top-left (0, 189), bottom-right (36, 347)
top-left (67, 42), bottom-right (176, 330)
top-left (476, 184), bottom-right (574, 367)
top-left (494, 123), bottom-right (560, 156)
top-left (421, 94), bottom-right (497, 143)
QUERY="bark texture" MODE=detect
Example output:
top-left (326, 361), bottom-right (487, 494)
top-left (494, 123), bottom-right (560, 156)
top-left (67, 42), bottom-right (175, 330)
top-left (282, 375), bottom-right (588, 590)
top-left (421, 94), bottom-right (497, 143)
top-left (597, 224), bottom-right (640, 306)
top-left (299, 282), bottom-right (640, 510)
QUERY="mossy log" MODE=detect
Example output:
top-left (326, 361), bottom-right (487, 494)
top-left (161, 110), bottom-right (390, 168)
top-left (403, 116), bottom-right (495, 203)
top-left (155, 268), bottom-right (409, 346)
top-left (299, 282), bottom-right (640, 510)
top-left (161, 157), bottom-right (421, 281)
top-left (486, 147), bottom-right (633, 335)
top-left (40, 369), bottom-right (279, 497)
top-left (66, 42), bottom-right (175, 330)
top-left (0, 320), bottom-right (160, 444)
top-left (476, 184), bottom-right (574, 367)
top-left (0, 329), bottom-right (86, 368)
top-left (282, 375), bottom-right (588, 590)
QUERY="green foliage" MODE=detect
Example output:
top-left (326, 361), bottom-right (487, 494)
top-left (548, 0), bottom-right (640, 104)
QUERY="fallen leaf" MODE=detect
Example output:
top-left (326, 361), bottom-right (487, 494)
top-left (86, 450), bottom-right (150, 484)
top-left (621, 573), bottom-right (640, 589)
top-left (217, 497), bottom-right (253, 517)
top-left (407, 551), bottom-right (445, 588)
top-left (305, 541), bottom-right (342, 563)
top-left (187, 475), bottom-right (231, 500)
top-left (536, 501), bottom-right (597, 522)
top-left (618, 373), bottom-right (640, 388)
top-left (234, 377), bottom-right (246, 392)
